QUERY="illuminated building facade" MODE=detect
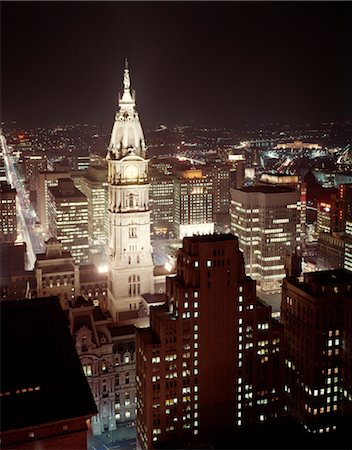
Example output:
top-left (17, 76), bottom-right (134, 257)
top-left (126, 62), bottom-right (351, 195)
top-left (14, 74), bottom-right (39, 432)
top-left (35, 237), bottom-right (79, 309)
top-left (317, 201), bottom-right (332, 234)
top-left (204, 163), bottom-right (231, 229)
top-left (106, 61), bottom-right (154, 321)
top-left (174, 169), bottom-right (214, 239)
top-left (149, 167), bottom-right (174, 239)
top-left (282, 269), bottom-right (352, 435)
top-left (230, 186), bottom-right (299, 292)
top-left (344, 221), bottom-right (352, 271)
top-left (259, 173), bottom-right (307, 250)
top-left (77, 165), bottom-right (108, 249)
top-left (0, 181), bottom-right (17, 243)
top-left (37, 170), bottom-right (77, 232)
top-left (68, 296), bottom-right (136, 435)
top-left (47, 178), bottom-right (89, 264)
top-left (136, 235), bottom-right (283, 449)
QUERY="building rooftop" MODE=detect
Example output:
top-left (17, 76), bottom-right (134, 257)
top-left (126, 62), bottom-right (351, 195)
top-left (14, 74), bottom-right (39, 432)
top-left (304, 268), bottom-right (352, 286)
top-left (236, 185), bottom-right (297, 194)
top-left (48, 182), bottom-right (86, 200)
top-left (108, 323), bottom-right (135, 338)
top-left (142, 293), bottom-right (167, 305)
top-left (183, 233), bottom-right (237, 244)
top-left (0, 181), bottom-right (16, 194)
top-left (0, 297), bottom-right (97, 433)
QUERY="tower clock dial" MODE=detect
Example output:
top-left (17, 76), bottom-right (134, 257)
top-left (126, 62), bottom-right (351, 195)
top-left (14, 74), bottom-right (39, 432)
top-left (125, 165), bottom-right (138, 180)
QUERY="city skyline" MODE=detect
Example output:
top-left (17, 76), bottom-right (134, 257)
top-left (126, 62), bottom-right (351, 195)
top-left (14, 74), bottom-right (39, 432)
top-left (1, 1), bottom-right (352, 128)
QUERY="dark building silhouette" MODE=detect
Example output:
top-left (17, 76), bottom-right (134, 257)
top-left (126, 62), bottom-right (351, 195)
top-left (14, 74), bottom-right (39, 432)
top-left (0, 297), bottom-right (97, 448)
top-left (282, 269), bottom-right (352, 436)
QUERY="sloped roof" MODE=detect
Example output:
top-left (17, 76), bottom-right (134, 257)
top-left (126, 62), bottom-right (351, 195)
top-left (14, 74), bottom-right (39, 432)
top-left (0, 297), bottom-right (97, 432)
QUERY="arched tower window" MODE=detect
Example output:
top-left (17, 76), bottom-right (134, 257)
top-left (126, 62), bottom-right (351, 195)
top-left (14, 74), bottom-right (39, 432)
top-left (129, 193), bottom-right (134, 208)
top-left (128, 275), bottom-right (140, 296)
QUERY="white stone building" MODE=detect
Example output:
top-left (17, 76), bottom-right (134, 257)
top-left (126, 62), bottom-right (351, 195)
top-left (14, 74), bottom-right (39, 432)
top-left (106, 61), bottom-right (154, 321)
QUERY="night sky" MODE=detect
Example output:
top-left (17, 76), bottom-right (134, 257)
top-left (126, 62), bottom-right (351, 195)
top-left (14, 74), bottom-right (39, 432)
top-left (1, 1), bottom-right (352, 128)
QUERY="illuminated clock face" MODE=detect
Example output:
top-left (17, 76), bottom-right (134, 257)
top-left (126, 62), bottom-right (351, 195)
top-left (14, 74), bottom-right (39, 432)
top-left (125, 165), bottom-right (138, 180)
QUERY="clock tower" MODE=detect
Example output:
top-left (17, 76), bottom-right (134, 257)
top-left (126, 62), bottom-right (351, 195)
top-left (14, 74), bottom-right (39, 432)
top-left (107, 60), bottom-right (154, 321)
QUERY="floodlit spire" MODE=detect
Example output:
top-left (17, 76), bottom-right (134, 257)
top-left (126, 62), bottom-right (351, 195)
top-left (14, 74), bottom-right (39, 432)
top-left (107, 60), bottom-right (147, 158)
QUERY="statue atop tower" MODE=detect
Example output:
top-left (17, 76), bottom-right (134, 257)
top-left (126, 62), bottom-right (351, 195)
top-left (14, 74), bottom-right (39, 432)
top-left (107, 59), bottom-right (147, 160)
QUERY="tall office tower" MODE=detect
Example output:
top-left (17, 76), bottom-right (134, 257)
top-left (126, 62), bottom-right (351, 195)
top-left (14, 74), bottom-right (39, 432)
top-left (231, 186), bottom-right (299, 292)
top-left (23, 154), bottom-right (47, 202)
top-left (344, 220), bottom-right (352, 271)
top-left (259, 174), bottom-right (306, 250)
top-left (136, 235), bottom-right (283, 449)
top-left (37, 171), bottom-right (69, 231)
top-left (174, 169), bottom-right (214, 239)
top-left (0, 181), bottom-right (17, 243)
top-left (149, 167), bottom-right (174, 239)
top-left (316, 232), bottom-right (345, 271)
top-left (47, 178), bottom-right (89, 265)
top-left (331, 184), bottom-right (352, 232)
top-left (106, 61), bottom-right (154, 321)
top-left (282, 269), bottom-right (352, 435)
top-left (203, 163), bottom-right (231, 229)
top-left (77, 165), bottom-right (108, 249)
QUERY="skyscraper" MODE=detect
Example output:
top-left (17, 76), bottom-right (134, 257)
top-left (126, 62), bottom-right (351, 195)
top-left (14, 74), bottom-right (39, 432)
top-left (231, 186), bottom-right (299, 292)
top-left (174, 169), bottom-right (214, 239)
top-left (136, 234), bottom-right (283, 449)
top-left (47, 178), bottom-right (89, 264)
top-left (77, 165), bottom-right (108, 249)
top-left (282, 269), bottom-right (352, 435)
top-left (107, 61), bottom-right (154, 321)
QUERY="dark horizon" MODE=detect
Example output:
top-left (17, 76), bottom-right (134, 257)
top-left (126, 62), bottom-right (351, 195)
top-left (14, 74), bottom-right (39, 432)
top-left (1, 1), bottom-right (352, 129)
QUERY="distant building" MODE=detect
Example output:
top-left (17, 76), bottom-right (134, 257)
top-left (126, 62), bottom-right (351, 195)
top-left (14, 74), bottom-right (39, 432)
top-left (344, 221), bottom-right (352, 271)
top-left (0, 181), bottom-right (17, 243)
top-left (0, 242), bottom-right (29, 300)
top-left (231, 186), bottom-right (299, 292)
top-left (274, 141), bottom-right (321, 151)
top-left (282, 269), bottom-right (352, 435)
top-left (317, 201), bottom-right (332, 234)
top-left (136, 234), bottom-right (283, 449)
top-left (174, 169), bottom-right (214, 239)
top-left (35, 237), bottom-right (80, 309)
top-left (23, 154), bottom-right (47, 203)
top-left (149, 167), bottom-right (174, 239)
top-left (37, 170), bottom-right (85, 233)
top-left (259, 173), bottom-right (306, 250)
top-left (204, 163), bottom-right (231, 230)
top-left (316, 232), bottom-right (345, 271)
top-left (76, 165), bottom-right (108, 249)
top-left (0, 297), bottom-right (96, 448)
top-left (48, 178), bottom-right (89, 265)
top-left (331, 183), bottom-right (352, 233)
